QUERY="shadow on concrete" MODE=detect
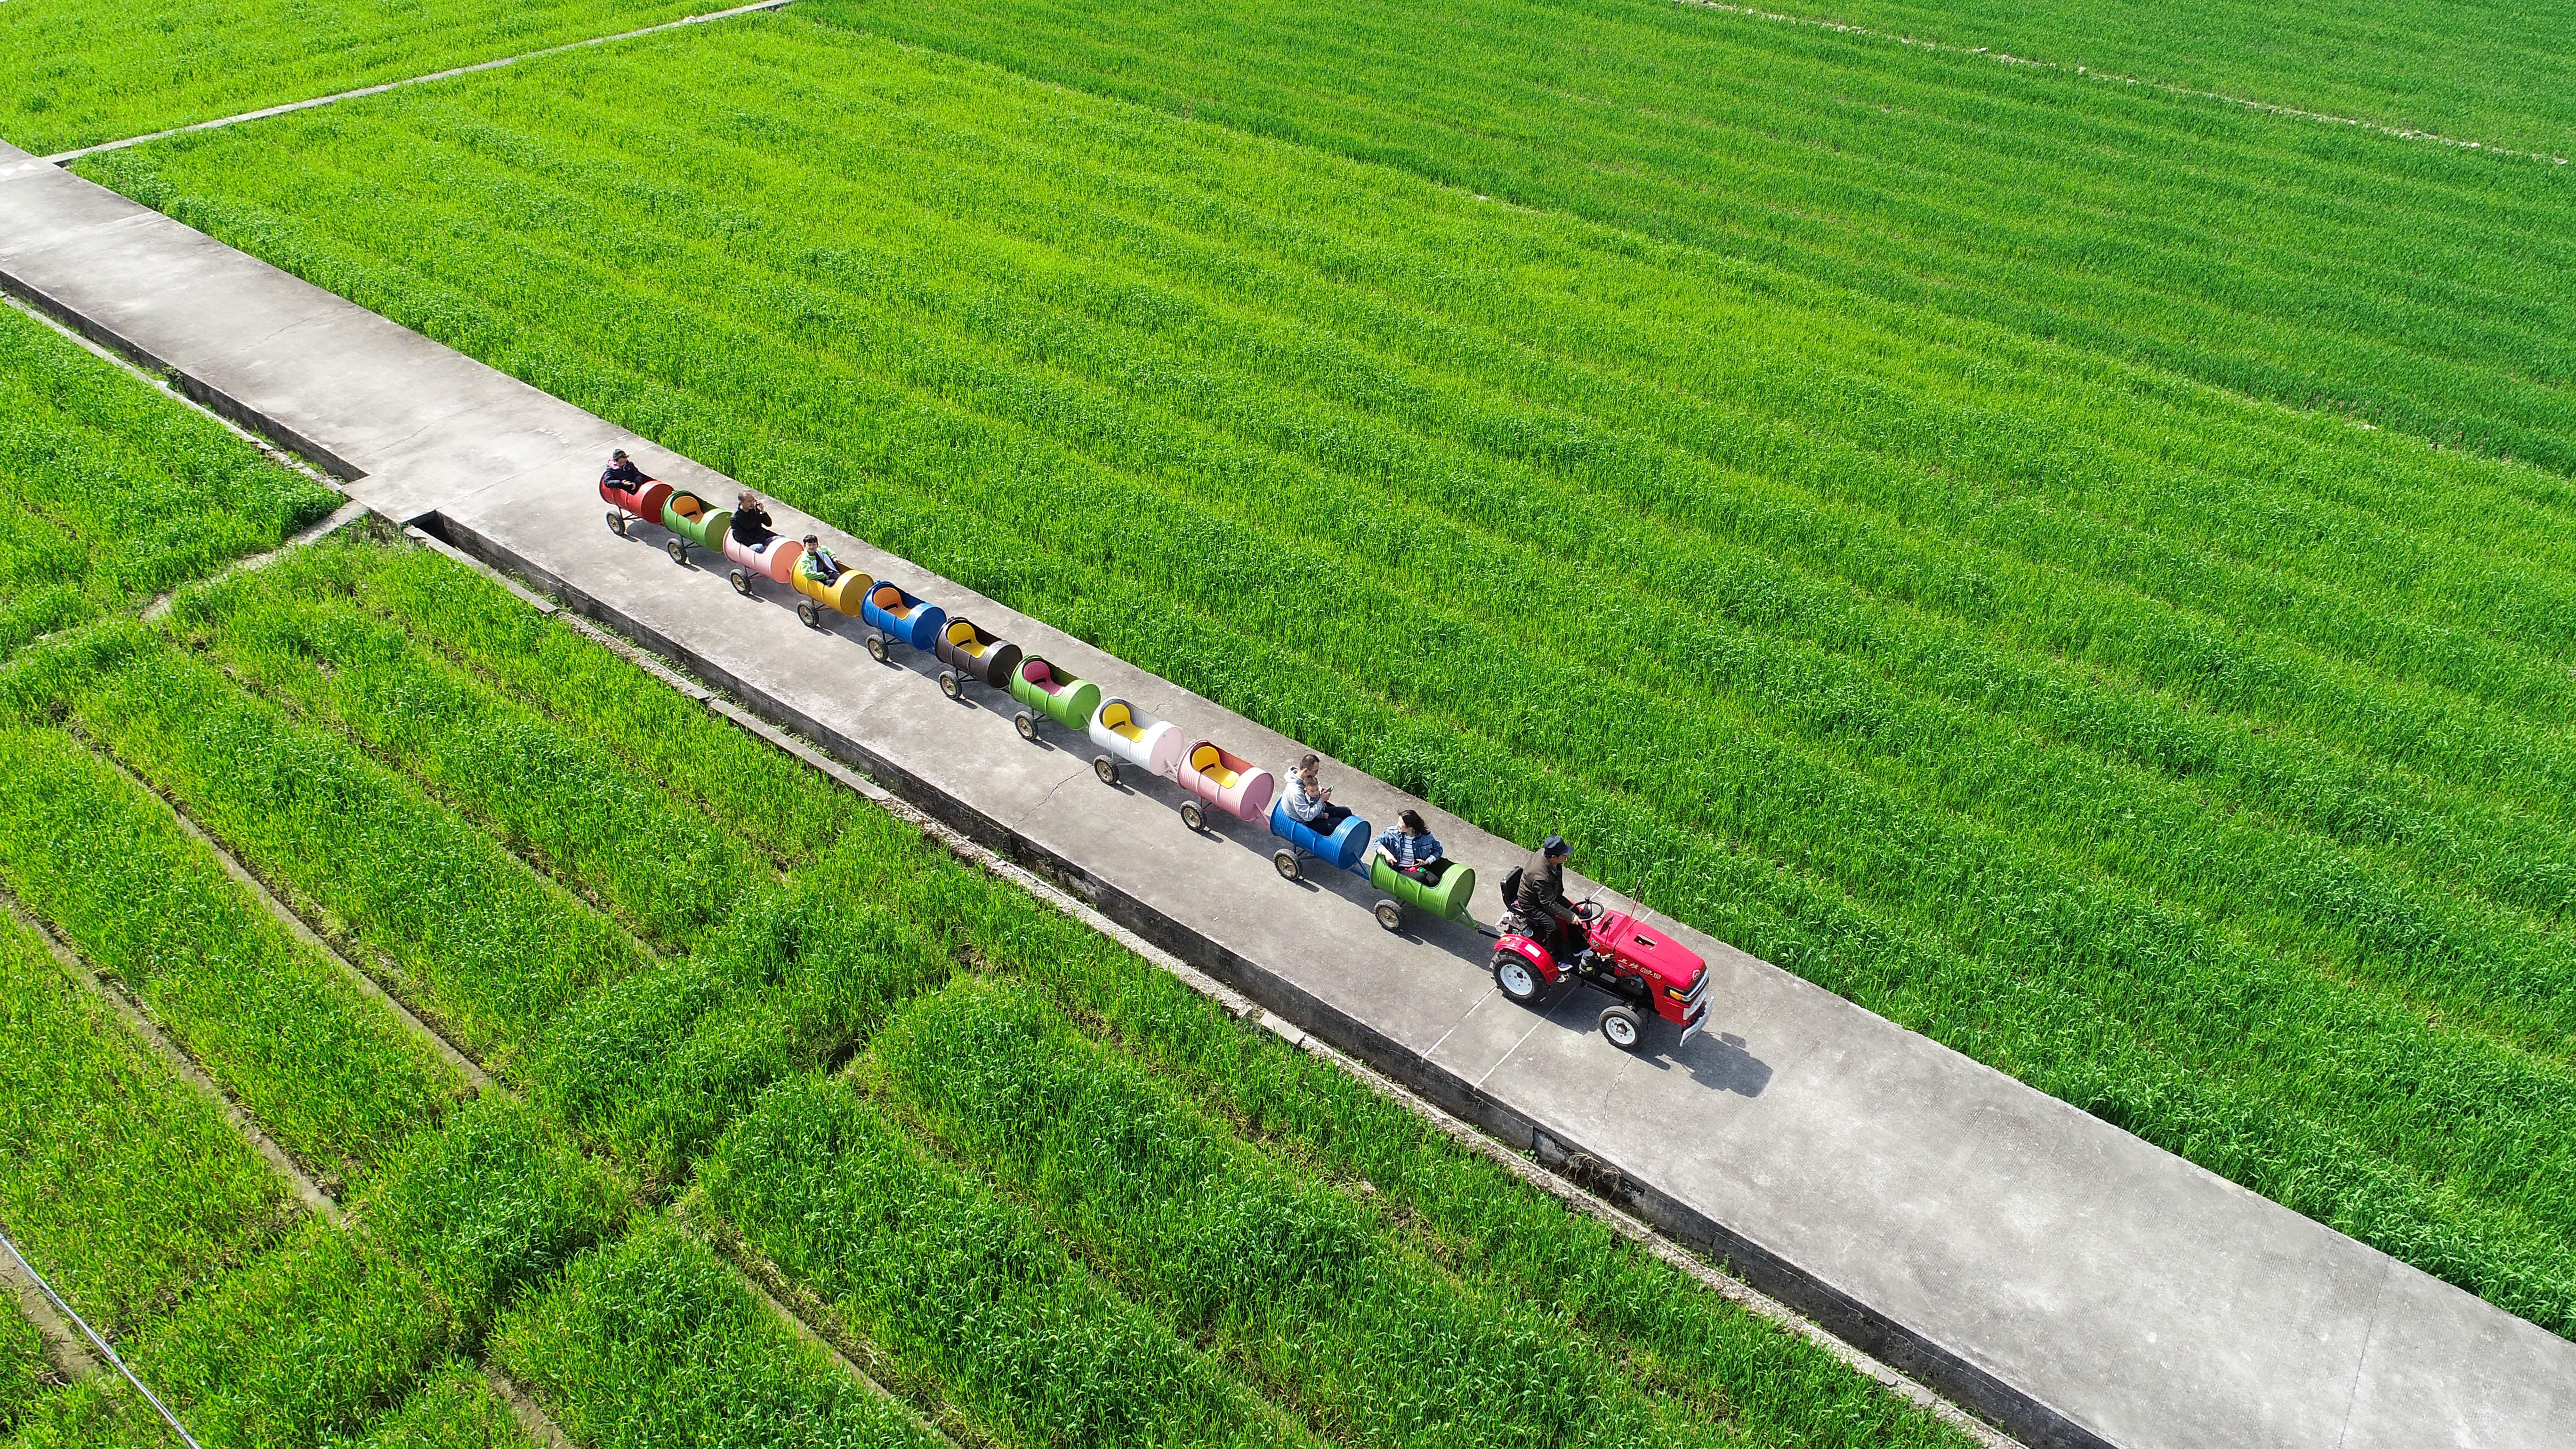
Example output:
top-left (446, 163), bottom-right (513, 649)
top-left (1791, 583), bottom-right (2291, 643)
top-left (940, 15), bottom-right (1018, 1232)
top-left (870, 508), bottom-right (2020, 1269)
top-left (1656, 1029), bottom-right (1772, 1098)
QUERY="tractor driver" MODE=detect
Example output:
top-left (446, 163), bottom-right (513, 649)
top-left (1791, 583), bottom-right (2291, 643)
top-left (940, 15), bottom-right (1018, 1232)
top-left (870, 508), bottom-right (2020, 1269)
top-left (731, 490), bottom-right (777, 549)
top-left (599, 448), bottom-right (653, 495)
top-left (1515, 835), bottom-right (1590, 966)
top-left (797, 534), bottom-right (846, 587)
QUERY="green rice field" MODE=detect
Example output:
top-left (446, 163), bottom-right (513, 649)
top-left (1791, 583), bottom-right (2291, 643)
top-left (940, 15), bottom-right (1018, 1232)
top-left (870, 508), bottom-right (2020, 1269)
top-left (55, 0), bottom-right (2576, 1341)
top-left (0, 297), bottom-right (1959, 1439)
top-left (9, 0), bottom-right (2576, 1435)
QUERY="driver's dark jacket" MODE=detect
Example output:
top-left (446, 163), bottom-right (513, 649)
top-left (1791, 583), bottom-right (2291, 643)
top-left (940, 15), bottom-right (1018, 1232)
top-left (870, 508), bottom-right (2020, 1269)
top-left (730, 502), bottom-right (775, 547)
top-left (1515, 852), bottom-right (1580, 928)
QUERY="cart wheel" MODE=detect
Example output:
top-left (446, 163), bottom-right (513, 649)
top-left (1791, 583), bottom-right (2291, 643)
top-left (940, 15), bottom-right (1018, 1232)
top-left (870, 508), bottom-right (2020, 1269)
top-left (1599, 1006), bottom-right (1643, 1051)
top-left (665, 537), bottom-right (689, 565)
top-left (605, 510), bottom-right (629, 537)
top-left (1273, 849), bottom-right (1302, 882)
top-left (1374, 900), bottom-right (1404, 933)
top-left (865, 632), bottom-right (889, 664)
top-left (1092, 755), bottom-right (1118, 787)
top-left (728, 568), bottom-right (753, 597)
top-left (1179, 799), bottom-right (1206, 833)
top-left (794, 600), bottom-right (821, 629)
top-left (939, 670), bottom-right (963, 701)
top-left (1014, 711), bottom-right (1038, 742)
top-left (1492, 952), bottom-right (1543, 1004)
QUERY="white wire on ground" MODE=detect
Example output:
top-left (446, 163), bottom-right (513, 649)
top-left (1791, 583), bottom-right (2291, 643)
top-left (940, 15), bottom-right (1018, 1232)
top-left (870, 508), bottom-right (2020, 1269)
top-left (1671, 0), bottom-right (2568, 165)
top-left (42, 0), bottom-right (796, 165)
top-left (0, 1228), bottom-right (201, 1449)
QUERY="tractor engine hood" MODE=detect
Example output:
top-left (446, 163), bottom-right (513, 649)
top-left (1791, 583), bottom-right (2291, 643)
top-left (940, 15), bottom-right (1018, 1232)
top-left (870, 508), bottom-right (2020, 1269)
top-left (1595, 911), bottom-right (1706, 991)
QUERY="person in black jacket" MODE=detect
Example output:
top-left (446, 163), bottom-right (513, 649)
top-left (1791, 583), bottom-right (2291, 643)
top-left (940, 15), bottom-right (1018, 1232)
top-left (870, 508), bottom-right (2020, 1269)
top-left (730, 490), bottom-right (776, 549)
top-left (600, 448), bottom-right (652, 494)
top-left (1514, 835), bottom-right (1590, 965)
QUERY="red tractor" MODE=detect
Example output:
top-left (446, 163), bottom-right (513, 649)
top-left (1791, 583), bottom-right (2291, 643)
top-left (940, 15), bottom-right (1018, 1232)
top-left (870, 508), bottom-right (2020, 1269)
top-left (1492, 879), bottom-right (1711, 1051)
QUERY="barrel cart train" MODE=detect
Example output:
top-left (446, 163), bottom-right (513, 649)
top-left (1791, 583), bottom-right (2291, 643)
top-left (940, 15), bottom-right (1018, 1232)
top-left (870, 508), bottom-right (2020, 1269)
top-left (602, 471), bottom-right (1710, 1049)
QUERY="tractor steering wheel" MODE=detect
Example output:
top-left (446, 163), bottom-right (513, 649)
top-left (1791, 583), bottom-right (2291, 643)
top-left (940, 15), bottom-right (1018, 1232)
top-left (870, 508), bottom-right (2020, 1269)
top-left (1576, 898), bottom-right (1605, 923)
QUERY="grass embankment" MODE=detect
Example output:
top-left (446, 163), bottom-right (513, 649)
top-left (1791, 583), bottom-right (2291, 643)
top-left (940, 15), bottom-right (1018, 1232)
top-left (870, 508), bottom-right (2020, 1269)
top-left (79, 15), bottom-right (2576, 1333)
top-left (0, 304), bottom-right (336, 657)
top-left (0, 0), bottom-right (724, 156)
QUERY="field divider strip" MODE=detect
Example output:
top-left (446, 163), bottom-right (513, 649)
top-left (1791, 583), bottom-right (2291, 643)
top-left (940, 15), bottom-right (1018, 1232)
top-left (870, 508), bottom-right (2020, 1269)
top-left (40, 0), bottom-right (798, 166)
top-left (0, 1224), bottom-right (97, 1382)
top-left (78, 739), bottom-right (498, 1097)
top-left (0, 1228), bottom-right (202, 1448)
top-left (671, 1201), bottom-right (965, 1449)
top-left (480, 1365), bottom-right (579, 1449)
top-left (401, 521), bottom-right (2020, 1448)
top-left (139, 499), bottom-right (372, 622)
top-left (0, 888), bottom-right (341, 1225)
top-left (1670, 0), bottom-right (2569, 165)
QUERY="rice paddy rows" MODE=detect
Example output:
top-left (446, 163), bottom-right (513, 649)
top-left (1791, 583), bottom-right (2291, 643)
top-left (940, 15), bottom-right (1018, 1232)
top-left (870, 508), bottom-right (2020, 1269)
top-left (0, 483), bottom-right (1966, 1442)
top-left (73, 10), bottom-right (2576, 1333)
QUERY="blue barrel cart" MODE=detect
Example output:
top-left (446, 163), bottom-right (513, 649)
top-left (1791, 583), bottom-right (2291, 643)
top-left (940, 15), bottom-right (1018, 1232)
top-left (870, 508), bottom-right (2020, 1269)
top-left (1267, 801), bottom-right (1472, 932)
top-left (859, 582), bottom-right (946, 663)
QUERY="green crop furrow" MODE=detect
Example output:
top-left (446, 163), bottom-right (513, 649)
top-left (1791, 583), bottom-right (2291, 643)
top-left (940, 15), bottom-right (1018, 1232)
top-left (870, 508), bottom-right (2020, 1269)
top-left (0, 907), bottom-right (295, 1344)
top-left (328, 1360), bottom-right (546, 1449)
top-left (336, 542), bottom-right (858, 868)
top-left (703, 1071), bottom-right (1318, 1449)
top-left (489, 1216), bottom-right (943, 1449)
top-left (58, 638), bottom-right (656, 1076)
top-left (0, 0), bottom-right (723, 156)
top-left (869, 979), bottom-right (1948, 1449)
top-left (0, 708), bottom-right (454, 1191)
top-left (811, 0), bottom-right (2576, 472)
top-left (168, 545), bottom-right (771, 953)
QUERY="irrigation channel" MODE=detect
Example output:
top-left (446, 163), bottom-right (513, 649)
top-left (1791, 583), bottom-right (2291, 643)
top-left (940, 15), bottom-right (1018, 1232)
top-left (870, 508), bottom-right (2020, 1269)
top-left (4, 138), bottom-right (2572, 1449)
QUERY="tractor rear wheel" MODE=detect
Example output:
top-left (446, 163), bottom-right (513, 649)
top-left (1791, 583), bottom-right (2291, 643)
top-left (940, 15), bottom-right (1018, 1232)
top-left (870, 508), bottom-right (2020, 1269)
top-left (1598, 1006), bottom-right (1642, 1051)
top-left (728, 568), bottom-right (753, 597)
top-left (865, 633), bottom-right (890, 664)
top-left (1492, 952), bottom-right (1542, 1004)
top-left (1092, 755), bottom-right (1119, 787)
top-left (665, 538), bottom-right (688, 565)
top-left (1273, 849), bottom-right (1301, 881)
top-left (1374, 900), bottom-right (1404, 932)
top-left (796, 600), bottom-right (821, 629)
top-left (939, 669), bottom-right (963, 701)
top-left (1014, 711), bottom-right (1039, 742)
top-left (1179, 799), bottom-right (1207, 832)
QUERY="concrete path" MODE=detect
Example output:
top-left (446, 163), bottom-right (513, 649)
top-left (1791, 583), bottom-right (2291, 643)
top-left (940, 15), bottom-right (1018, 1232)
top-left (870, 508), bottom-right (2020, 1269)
top-left (6, 140), bottom-right (2572, 1449)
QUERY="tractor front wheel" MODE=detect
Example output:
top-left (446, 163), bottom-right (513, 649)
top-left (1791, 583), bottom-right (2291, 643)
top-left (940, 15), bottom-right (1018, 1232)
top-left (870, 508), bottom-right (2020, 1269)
top-left (665, 538), bottom-right (688, 565)
top-left (1492, 952), bottom-right (1542, 1004)
top-left (1599, 1006), bottom-right (1642, 1051)
top-left (1092, 755), bottom-right (1118, 787)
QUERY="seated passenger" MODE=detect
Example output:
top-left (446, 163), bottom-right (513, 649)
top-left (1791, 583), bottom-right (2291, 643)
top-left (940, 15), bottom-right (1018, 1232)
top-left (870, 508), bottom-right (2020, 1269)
top-left (730, 490), bottom-right (776, 549)
top-left (797, 534), bottom-right (846, 586)
top-left (1377, 809), bottom-right (1449, 884)
top-left (599, 447), bottom-right (653, 494)
top-left (1280, 753), bottom-right (1352, 830)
